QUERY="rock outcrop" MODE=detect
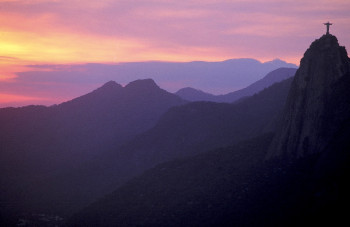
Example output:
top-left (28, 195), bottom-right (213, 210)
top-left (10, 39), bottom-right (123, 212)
top-left (267, 34), bottom-right (350, 158)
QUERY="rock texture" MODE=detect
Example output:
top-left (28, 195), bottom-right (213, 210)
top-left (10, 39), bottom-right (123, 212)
top-left (267, 34), bottom-right (350, 158)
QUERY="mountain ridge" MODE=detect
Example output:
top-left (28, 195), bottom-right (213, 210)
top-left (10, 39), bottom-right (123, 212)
top-left (0, 78), bottom-right (187, 218)
top-left (67, 34), bottom-right (350, 226)
top-left (39, 76), bottom-right (292, 219)
top-left (176, 67), bottom-right (297, 102)
top-left (4, 58), bottom-right (297, 108)
top-left (16, 76), bottom-right (293, 217)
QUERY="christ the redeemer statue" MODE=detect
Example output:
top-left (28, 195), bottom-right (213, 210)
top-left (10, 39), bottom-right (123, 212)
top-left (324, 22), bottom-right (332, 35)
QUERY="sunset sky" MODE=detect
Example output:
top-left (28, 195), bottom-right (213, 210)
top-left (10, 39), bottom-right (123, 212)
top-left (1, 0), bottom-right (350, 107)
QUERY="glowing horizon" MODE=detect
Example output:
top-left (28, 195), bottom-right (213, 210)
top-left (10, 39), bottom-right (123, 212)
top-left (1, 0), bottom-right (349, 106)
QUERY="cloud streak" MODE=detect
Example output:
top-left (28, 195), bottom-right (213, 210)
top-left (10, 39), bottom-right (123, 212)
top-left (0, 59), bottom-right (297, 107)
top-left (0, 0), bottom-right (349, 106)
top-left (1, 0), bottom-right (349, 64)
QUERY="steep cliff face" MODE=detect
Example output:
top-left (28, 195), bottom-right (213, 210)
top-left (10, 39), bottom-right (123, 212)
top-left (268, 34), bottom-right (350, 158)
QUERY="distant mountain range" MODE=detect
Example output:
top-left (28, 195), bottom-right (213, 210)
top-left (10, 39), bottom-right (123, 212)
top-left (110, 58), bottom-right (297, 94)
top-left (3, 58), bottom-right (297, 107)
top-left (176, 67), bottom-right (297, 102)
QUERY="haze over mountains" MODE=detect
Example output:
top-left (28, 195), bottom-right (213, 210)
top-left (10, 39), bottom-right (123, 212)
top-left (1, 34), bottom-right (349, 227)
top-left (0, 58), bottom-right (297, 107)
top-left (176, 67), bottom-right (297, 102)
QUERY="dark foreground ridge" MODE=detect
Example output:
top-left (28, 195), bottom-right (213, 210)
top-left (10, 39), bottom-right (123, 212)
top-left (268, 34), bottom-right (350, 158)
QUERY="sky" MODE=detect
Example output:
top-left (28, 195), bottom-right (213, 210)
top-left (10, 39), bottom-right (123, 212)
top-left (0, 0), bottom-right (350, 107)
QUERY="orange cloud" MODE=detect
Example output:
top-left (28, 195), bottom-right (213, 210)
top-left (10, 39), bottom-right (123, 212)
top-left (0, 92), bottom-right (52, 107)
top-left (1, 0), bottom-right (349, 66)
top-left (0, 29), bottom-right (143, 63)
top-left (0, 0), bottom-right (349, 107)
top-left (0, 93), bottom-right (46, 102)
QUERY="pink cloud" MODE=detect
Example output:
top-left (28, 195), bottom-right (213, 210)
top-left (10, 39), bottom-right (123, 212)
top-left (1, 0), bottom-right (349, 107)
top-left (2, 0), bottom-right (349, 64)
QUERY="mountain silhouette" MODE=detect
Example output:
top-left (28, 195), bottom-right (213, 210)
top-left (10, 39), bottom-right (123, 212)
top-left (10, 76), bottom-right (293, 218)
top-left (120, 77), bottom-right (293, 166)
top-left (124, 78), bottom-right (160, 91)
top-left (268, 34), bottom-right (350, 158)
top-left (176, 67), bottom-right (297, 102)
top-left (67, 35), bottom-right (350, 226)
top-left (0, 78), bottom-right (185, 172)
top-left (49, 76), bottom-right (291, 222)
top-left (0, 79), bottom-right (186, 218)
top-left (5, 58), bottom-right (296, 107)
top-left (175, 87), bottom-right (218, 102)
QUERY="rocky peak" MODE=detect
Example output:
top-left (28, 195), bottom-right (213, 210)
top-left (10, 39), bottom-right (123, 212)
top-left (101, 80), bottom-right (122, 89)
top-left (94, 80), bottom-right (123, 94)
top-left (267, 35), bottom-right (350, 159)
top-left (124, 79), bottom-right (160, 91)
